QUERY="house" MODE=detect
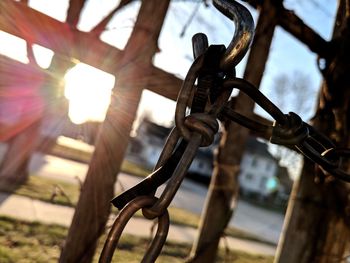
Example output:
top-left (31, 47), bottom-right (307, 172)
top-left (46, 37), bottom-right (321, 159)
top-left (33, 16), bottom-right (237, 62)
top-left (127, 118), bottom-right (215, 178)
top-left (238, 137), bottom-right (293, 204)
top-left (239, 137), bottom-right (279, 198)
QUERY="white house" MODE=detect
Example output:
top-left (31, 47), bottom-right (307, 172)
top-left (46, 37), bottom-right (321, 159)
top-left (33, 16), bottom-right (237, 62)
top-left (238, 137), bottom-right (279, 198)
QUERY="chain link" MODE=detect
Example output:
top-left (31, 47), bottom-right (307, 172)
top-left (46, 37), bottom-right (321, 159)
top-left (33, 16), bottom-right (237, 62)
top-left (99, 196), bottom-right (169, 263)
top-left (320, 148), bottom-right (350, 182)
top-left (111, 129), bottom-right (185, 210)
top-left (221, 77), bottom-right (350, 181)
top-left (100, 0), bottom-right (350, 261)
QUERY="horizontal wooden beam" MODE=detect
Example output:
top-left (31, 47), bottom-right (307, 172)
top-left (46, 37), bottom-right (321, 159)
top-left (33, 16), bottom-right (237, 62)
top-left (0, 0), bottom-right (182, 100)
top-left (0, 0), bottom-right (122, 75)
top-left (0, 54), bottom-right (48, 88)
top-left (146, 67), bottom-right (182, 101)
top-left (278, 8), bottom-right (331, 58)
top-left (1, 54), bottom-right (299, 154)
top-left (1, 57), bottom-right (181, 109)
top-left (243, 0), bottom-right (330, 58)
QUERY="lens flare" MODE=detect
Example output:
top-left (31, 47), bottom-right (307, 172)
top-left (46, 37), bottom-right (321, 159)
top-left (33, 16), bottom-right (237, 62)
top-left (64, 63), bottom-right (115, 124)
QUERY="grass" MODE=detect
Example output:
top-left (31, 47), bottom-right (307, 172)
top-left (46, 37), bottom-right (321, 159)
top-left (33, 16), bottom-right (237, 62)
top-left (0, 216), bottom-right (273, 263)
top-left (50, 138), bottom-right (93, 164)
top-left (50, 140), bottom-right (152, 178)
top-left (0, 175), bottom-right (272, 245)
top-left (0, 176), bottom-right (80, 207)
top-left (240, 196), bottom-right (287, 214)
top-left (121, 159), bottom-right (152, 178)
top-left (0, 216), bottom-right (66, 263)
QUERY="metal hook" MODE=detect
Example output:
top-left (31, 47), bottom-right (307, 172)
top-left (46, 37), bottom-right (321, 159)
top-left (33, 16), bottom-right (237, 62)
top-left (213, 0), bottom-right (255, 71)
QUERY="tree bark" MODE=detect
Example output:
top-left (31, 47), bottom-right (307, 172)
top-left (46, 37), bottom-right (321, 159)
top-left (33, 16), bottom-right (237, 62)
top-left (275, 0), bottom-right (350, 262)
top-left (59, 1), bottom-right (170, 262)
top-left (0, 119), bottom-right (41, 183)
top-left (187, 1), bottom-right (280, 262)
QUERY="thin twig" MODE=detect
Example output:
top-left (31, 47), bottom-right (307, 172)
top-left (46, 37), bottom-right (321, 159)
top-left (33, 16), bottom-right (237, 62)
top-left (91, 0), bottom-right (133, 36)
top-left (50, 184), bottom-right (73, 205)
top-left (180, 1), bottom-right (202, 38)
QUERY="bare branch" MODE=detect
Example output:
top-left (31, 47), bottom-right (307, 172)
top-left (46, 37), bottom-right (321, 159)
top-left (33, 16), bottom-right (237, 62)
top-left (90, 0), bottom-right (133, 36)
top-left (243, 0), bottom-right (331, 59)
top-left (179, 1), bottom-right (201, 38)
top-left (26, 43), bottom-right (39, 67)
top-left (19, 0), bottom-right (38, 66)
top-left (66, 0), bottom-right (88, 28)
top-left (278, 8), bottom-right (331, 59)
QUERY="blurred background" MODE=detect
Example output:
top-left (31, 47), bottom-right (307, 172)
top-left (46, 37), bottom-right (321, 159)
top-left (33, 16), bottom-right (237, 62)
top-left (0, 0), bottom-right (344, 262)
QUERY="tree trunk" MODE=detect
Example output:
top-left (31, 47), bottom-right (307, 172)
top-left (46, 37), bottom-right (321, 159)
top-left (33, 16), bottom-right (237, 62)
top-left (187, 1), bottom-right (280, 262)
top-left (59, 1), bottom-right (170, 262)
top-left (275, 0), bottom-right (350, 262)
top-left (0, 119), bottom-right (41, 183)
top-left (0, 57), bottom-right (73, 184)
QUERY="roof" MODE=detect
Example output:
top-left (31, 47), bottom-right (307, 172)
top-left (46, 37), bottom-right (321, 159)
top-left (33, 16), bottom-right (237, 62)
top-left (245, 137), bottom-right (275, 160)
top-left (138, 118), bottom-right (171, 140)
top-left (196, 148), bottom-right (214, 160)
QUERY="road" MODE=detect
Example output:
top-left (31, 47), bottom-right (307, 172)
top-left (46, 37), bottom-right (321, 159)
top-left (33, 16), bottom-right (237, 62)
top-left (26, 152), bottom-right (284, 245)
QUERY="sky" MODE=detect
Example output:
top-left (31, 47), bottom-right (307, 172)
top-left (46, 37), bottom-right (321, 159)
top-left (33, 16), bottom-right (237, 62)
top-left (0, 0), bottom-right (338, 177)
top-left (92, 0), bottom-right (337, 125)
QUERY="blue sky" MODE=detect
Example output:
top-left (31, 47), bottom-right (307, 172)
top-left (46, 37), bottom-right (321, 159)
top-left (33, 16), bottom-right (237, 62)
top-left (89, 0), bottom-right (337, 125)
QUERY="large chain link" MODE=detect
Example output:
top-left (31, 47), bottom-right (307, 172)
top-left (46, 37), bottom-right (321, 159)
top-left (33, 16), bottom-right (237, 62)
top-left (99, 196), bottom-right (169, 262)
top-left (100, 0), bottom-right (350, 261)
top-left (220, 77), bottom-right (350, 181)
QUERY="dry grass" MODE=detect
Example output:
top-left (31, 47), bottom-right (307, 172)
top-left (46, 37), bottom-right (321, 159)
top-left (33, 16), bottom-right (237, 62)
top-left (0, 216), bottom-right (273, 263)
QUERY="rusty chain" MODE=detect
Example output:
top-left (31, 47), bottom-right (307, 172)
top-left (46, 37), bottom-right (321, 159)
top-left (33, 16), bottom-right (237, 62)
top-left (99, 0), bottom-right (350, 261)
top-left (99, 196), bottom-right (169, 263)
top-left (219, 77), bottom-right (350, 181)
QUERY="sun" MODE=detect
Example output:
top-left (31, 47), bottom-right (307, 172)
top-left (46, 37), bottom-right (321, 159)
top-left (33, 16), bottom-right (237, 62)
top-left (0, 30), bottom-right (115, 125)
top-left (64, 63), bottom-right (115, 124)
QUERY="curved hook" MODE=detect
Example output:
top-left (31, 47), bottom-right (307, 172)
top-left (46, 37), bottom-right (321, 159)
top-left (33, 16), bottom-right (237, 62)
top-left (213, 0), bottom-right (255, 71)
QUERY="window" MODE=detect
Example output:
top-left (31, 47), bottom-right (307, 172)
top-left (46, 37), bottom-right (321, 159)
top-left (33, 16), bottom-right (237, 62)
top-left (251, 157), bottom-right (258, 167)
top-left (245, 173), bottom-right (254, 180)
top-left (260, 177), bottom-right (267, 189)
top-left (198, 161), bottom-right (204, 169)
top-left (265, 161), bottom-right (271, 171)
